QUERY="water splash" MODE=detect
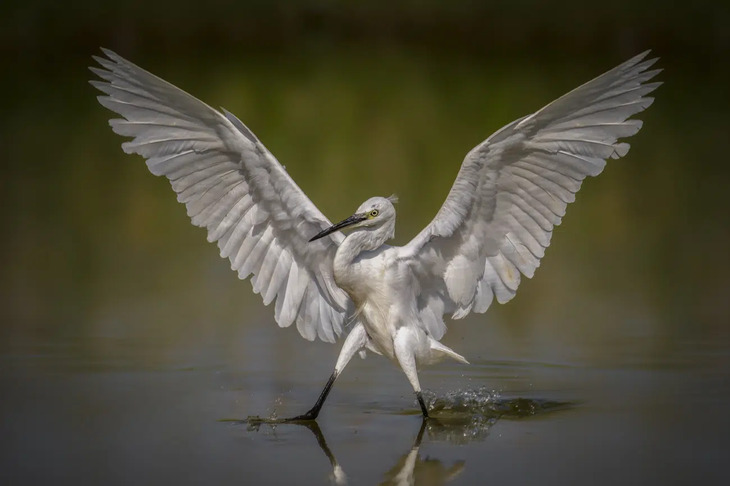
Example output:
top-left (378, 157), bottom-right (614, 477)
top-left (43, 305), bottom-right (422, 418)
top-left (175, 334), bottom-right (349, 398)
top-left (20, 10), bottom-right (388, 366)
top-left (416, 387), bottom-right (575, 443)
top-left (424, 387), bottom-right (498, 414)
top-left (426, 387), bottom-right (573, 418)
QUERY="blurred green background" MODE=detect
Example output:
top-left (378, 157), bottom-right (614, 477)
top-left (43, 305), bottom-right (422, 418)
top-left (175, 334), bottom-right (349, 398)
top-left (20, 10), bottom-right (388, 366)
top-left (1, 0), bottom-right (727, 348)
top-left (0, 1), bottom-right (729, 484)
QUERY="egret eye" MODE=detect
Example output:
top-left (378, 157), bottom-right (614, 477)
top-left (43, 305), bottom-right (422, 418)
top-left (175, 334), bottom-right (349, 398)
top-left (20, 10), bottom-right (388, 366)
top-left (369, 209), bottom-right (379, 218)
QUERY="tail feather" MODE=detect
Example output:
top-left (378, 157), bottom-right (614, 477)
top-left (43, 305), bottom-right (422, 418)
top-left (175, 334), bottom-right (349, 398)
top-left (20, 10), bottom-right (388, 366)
top-left (428, 338), bottom-right (469, 364)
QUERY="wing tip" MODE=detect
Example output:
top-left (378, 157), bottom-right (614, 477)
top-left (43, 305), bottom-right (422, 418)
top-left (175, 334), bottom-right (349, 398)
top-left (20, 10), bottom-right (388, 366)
top-left (89, 57), bottom-right (105, 71)
top-left (99, 47), bottom-right (120, 62)
top-left (631, 49), bottom-right (657, 66)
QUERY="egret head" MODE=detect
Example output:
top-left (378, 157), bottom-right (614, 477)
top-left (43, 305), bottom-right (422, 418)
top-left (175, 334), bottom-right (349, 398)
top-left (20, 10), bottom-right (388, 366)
top-left (309, 195), bottom-right (397, 243)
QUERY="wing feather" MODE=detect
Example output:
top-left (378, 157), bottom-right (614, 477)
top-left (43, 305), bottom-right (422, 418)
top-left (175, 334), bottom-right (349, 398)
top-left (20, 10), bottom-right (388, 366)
top-left (91, 49), bottom-right (352, 343)
top-left (401, 51), bottom-right (660, 335)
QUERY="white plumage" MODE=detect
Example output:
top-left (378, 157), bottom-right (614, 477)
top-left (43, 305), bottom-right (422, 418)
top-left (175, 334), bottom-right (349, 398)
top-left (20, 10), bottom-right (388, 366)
top-left (91, 49), bottom-right (660, 419)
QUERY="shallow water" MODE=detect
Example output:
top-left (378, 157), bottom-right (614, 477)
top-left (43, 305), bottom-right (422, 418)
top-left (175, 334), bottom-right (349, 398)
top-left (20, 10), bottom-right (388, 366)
top-left (1, 315), bottom-right (727, 485)
top-left (2, 43), bottom-right (729, 485)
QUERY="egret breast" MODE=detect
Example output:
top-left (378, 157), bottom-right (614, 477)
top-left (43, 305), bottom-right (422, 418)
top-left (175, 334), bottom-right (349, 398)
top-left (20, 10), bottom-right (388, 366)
top-left (334, 249), bottom-right (403, 359)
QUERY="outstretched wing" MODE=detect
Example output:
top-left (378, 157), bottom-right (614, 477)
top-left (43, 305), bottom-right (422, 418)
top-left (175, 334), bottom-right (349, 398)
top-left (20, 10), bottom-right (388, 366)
top-left (91, 49), bottom-right (351, 342)
top-left (400, 51), bottom-right (661, 339)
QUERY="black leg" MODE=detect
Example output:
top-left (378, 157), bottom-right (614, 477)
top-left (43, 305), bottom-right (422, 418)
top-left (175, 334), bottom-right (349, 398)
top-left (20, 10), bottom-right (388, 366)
top-left (414, 416), bottom-right (427, 445)
top-left (301, 421), bottom-right (338, 468)
top-left (285, 371), bottom-right (338, 422)
top-left (416, 391), bottom-right (429, 418)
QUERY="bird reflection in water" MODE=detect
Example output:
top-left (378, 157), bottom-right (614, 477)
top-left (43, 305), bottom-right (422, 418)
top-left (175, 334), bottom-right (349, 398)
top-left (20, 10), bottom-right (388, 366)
top-left (243, 390), bottom-right (573, 484)
top-left (379, 421), bottom-right (465, 486)
top-left (245, 419), bottom-right (465, 486)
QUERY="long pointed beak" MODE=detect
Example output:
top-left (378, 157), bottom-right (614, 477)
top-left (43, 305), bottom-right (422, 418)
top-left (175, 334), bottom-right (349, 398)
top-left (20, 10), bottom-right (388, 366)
top-left (309, 214), bottom-right (366, 242)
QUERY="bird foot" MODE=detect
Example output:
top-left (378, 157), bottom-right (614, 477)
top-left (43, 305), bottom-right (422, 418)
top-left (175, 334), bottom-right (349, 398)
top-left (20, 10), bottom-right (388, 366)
top-left (283, 409), bottom-right (319, 422)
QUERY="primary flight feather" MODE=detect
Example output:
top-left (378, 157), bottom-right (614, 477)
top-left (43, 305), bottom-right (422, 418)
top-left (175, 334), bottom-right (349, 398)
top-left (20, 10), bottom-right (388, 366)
top-left (91, 49), bottom-right (660, 419)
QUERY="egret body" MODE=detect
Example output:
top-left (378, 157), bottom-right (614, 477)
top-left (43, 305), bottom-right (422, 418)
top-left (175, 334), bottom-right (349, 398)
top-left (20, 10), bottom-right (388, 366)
top-left (91, 50), bottom-right (660, 419)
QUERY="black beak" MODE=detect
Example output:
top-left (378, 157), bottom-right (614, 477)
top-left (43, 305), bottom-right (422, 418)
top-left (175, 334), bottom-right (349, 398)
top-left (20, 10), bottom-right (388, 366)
top-left (309, 214), bottom-right (366, 242)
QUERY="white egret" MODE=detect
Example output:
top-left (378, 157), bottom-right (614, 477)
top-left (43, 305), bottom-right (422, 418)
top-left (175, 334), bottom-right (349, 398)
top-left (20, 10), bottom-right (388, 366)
top-left (91, 49), bottom-right (660, 419)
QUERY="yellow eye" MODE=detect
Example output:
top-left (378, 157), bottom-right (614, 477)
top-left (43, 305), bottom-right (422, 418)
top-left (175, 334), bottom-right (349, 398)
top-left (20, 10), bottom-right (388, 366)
top-left (369, 209), bottom-right (379, 218)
